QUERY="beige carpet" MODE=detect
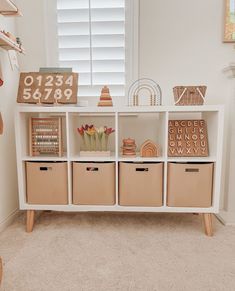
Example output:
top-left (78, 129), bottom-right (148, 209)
top-left (0, 212), bottom-right (235, 291)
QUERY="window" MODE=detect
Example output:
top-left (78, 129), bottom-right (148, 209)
top-left (56, 0), bottom-right (126, 99)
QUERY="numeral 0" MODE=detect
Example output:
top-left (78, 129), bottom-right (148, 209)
top-left (24, 76), bottom-right (34, 86)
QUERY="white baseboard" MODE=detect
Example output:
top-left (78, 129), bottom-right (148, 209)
top-left (0, 209), bottom-right (19, 233)
top-left (216, 210), bottom-right (235, 226)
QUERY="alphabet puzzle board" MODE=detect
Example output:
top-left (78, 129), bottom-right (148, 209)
top-left (168, 120), bottom-right (209, 157)
top-left (17, 72), bottom-right (78, 104)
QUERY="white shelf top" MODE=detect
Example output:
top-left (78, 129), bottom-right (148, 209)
top-left (167, 156), bottom-right (217, 163)
top-left (19, 204), bottom-right (216, 213)
top-left (22, 155), bottom-right (68, 162)
top-left (21, 155), bottom-right (216, 163)
top-left (16, 104), bottom-right (224, 113)
top-left (119, 154), bottom-right (165, 162)
top-left (70, 153), bottom-right (116, 162)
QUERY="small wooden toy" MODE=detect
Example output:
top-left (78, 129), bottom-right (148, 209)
top-left (168, 119), bottom-right (209, 157)
top-left (128, 78), bottom-right (162, 106)
top-left (98, 86), bottom-right (113, 107)
top-left (29, 117), bottom-right (63, 157)
top-left (121, 138), bottom-right (136, 156)
top-left (140, 140), bottom-right (161, 157)
top-left (17, 72), bottom-right (78, 104)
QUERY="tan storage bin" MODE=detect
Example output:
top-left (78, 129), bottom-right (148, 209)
top-left (73, 162), bottom-right (115, 205)
top-left (26, 162), bottom-right (68, 205)
top-left (119, 162), bottom-right (163, 206)
top-left (167, 162), bottom-right (213, 207)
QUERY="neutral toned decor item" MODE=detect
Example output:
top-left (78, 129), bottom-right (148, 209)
top-left (224, 0), bottom-right (235, 42)
top-left (98, 85), bottom-right (113, 106)
top-left (119, 162), bottom-right (163, 206)
top-left (77, 124), bottom-right (114, 157)
top-left (167, 163), bottom-right (213, 207)
top-left (173, 86), bottom-right (207, 106)
top-left (140, 140), bottom-right (161, 157)
top-left (26, 162), bottom-right (68, 205)
top-left (0, 112), bottom-right (3, 135)
top-left (168, 120), bottom-right (209, 157)
top-left (29, 117), bottom-right (63, 157)
top-left (128, 78), bottom-right (162, 106)
top-left (73, 162), bottom-right (115, 205)
top-left (121, 138), bottom-right (137, 156)
top-left (15, 105), bottom-right (224, 236)
top-left (17, 72), bottom-right (78, 104)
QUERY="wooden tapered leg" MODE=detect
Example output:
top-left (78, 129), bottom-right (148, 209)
top-left (0, 257), bottom-right (2, 286)
top-left (26, 210), bottom-right (35, 233)
top-left (202, 213), bottom-right (213, 237)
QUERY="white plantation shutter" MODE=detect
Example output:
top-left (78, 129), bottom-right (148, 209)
top-left (56, 0), bottom-right (125, 98)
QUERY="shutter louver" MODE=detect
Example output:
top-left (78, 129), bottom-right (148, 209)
top-left (57, 0), bottom-right (125, 98)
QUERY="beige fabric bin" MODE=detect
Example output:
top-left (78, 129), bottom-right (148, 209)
top-left (73, 162), bottom-right (115, 205)
top-left (119, 162), bottom-right (163, 206)
top-left (26, 162), bottom-right (68, 205)
top-left (167, 162), bottom-right (213, 207)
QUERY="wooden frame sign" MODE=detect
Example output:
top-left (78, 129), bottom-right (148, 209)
top-left (224, 0), bottom-right (235, 42)
top-left (17, 72), bottom-right (78, 104)
top-left (168, 120), bottom-right (209, 157)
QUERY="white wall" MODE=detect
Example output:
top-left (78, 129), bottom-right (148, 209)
top-left (15, 0), bottom-right (235, 223)
top-left (0, 16), bottom-right (19, 230)
top-left (139, 0), bottom-right (233, 104)
top-left (139, 0), bottom-right (235, 223)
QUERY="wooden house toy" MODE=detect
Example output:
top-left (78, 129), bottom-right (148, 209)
top-left (140, 139), bottom-right (161, 157)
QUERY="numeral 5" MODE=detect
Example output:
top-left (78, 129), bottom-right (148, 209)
top-left (23, 88), bottom-right (32, 100)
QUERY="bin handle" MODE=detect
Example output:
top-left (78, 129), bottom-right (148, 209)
top-left (136, 168), bottom-right (149, 172)
top-left (185, 168), bottom-right (199, 173)
top-left (86, 167), bottom-right (99, 172)
top-left (39, 167), bottom-right (52, 171)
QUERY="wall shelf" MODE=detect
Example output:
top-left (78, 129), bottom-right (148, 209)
top-left (0, 0), bottom-right (22, 16)
top-left (0, 31), bottom-right (25, 53)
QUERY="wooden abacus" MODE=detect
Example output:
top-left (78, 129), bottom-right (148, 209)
top-left (29, 117), bottom-right (63, 157)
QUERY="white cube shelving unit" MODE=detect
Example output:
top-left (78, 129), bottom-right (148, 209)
top-left (15, 105), bottom-right (224, 233)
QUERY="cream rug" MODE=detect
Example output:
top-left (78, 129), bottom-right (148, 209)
top-left (0, 212), bottom-right (235, 291)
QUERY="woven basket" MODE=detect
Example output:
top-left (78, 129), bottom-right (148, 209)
top-left (173, 86), bottom-right (207, 106)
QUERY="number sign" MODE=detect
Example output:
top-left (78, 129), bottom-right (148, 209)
top-left (168, 120), bottom-right (209, 157)
top-left (17, 72), bottom-right (78, 104)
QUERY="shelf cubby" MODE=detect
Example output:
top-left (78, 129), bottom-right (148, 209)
top-left (68, 112), bottom-right (116, 160)
top-left (118, 112), bottom-right (167, 159)
top-left (168, 110), bottom-right (219, 161)
top-left (16, 112), bottom-right (67, 160)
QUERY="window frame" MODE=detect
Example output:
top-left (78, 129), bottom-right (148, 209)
top-left (43, 0), bottom-right (139, 100)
